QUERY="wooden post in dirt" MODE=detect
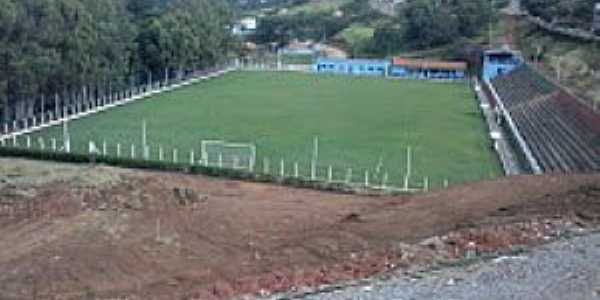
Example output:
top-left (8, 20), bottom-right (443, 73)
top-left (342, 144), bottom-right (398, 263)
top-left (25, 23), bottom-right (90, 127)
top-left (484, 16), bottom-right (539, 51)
top-left (131, 144), bottom-right (136, 159)
top-left (280, 159), bottom-right (285, 177)
top-left (443, 179), bottom-right (449, 188)
top-left (117, 143), bottom-right (121, 158)
top-left (423, 177), bottom-right (429, 192)
top-left (327, 165), bottom-right (333, 182)
top-left (190, 150), bottom-right (195, 165)
top-left (173, 148), bottom-right (178, 164)
top-left (159, 146), bottom-right (164, 161)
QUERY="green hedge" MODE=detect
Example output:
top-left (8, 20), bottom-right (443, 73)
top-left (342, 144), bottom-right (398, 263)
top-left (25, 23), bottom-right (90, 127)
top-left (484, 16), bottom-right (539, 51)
top-left (0, 146), bottom-right (367, 194)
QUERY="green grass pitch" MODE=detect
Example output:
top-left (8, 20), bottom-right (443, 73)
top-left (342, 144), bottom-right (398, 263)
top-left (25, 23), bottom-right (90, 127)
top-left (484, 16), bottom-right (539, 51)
top-left (27, 71), bottom-right (502, 188)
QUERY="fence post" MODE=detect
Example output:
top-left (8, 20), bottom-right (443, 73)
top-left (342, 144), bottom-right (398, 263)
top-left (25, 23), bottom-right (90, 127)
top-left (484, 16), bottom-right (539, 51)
top-left (117, 143), bottom-right (121, 158)
top-left (190, 150), bottom-right (195, 165)
top-left (55, 94), bottom-right (60, 120)
top-left (51, 138), bottom-right (57, 152)
top-left (443, 179), bottom-right (449, 189)
top-left (12, 135), bottom-right (17, 147)
top-left (424, 177), bottom-right (429, 192)
top-left (218, 152), bottom-right (223, 168)
top-left (311, 136), bottom-right (318, 180)
top-left (280, 159), bottom-right (285, 177)
top-left (159, 146), bottom-right (164, 161)
top-left (13, 120), bottom-right (17, 132)
top-left (131, 144), bottom-right (135, 159)
top-left (173, 148), bottom-right (178, 164)
top-left (38, 137), bottom-right (45, 150)
top-left (40, 96), bottom-right (45, 124)
top-left (364, 171), bottom-right (369, 187)
top-left (382, 172), bottom-right (388, 190)
top-left (102, 140), bottom-right (107, 156)
top-left (327, 165), bottom-right (333, 182)
top-left (26, 136), bottom-right (31, 149)
top-left (345, 168), bottom-right (352, 184)
top-left (3, 123), bottom-right (7, 135)
top-left (294, 162), bottom-right (299, 178)
top-left (263, 157), bottom-right (270, 174)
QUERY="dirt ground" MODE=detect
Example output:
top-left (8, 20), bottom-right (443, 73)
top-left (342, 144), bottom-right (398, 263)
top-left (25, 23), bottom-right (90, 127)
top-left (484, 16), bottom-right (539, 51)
top-left (0, 158), bottom-right (599, 300)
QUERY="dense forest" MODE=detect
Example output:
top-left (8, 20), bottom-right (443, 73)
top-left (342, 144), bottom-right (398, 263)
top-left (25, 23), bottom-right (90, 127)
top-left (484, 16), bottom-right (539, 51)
top-left (0, 0), bottom-right (236, 124)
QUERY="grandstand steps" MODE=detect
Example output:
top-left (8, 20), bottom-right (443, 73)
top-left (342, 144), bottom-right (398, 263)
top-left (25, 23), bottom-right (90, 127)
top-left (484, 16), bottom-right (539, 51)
top-left (536, 100), bottom-right (600, 171)
top-left (490, 64), bottom-right (599, 174)
top-left (512, 107), bottom-right (569, 172)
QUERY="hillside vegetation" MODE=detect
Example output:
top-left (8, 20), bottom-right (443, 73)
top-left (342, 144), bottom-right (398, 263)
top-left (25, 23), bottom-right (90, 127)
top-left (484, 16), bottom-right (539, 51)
top-left (517, 0), bottom-right (600, 106)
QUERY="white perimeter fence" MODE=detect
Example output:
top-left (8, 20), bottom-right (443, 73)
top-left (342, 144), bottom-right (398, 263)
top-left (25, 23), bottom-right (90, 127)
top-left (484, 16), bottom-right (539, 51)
top-left (0, 65), bottom-right (237, 142)
top-left (0, 131), bottom-right (446, 194)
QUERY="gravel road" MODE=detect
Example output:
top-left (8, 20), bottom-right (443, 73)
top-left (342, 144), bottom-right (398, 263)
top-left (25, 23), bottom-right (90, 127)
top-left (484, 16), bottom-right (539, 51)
top-left (298, 233), bottom-right (600, 300)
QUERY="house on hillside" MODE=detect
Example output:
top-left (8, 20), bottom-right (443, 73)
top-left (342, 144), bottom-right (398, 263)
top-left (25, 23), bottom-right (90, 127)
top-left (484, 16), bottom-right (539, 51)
top-left (390, 57), bottom-right (468, 80)
top-left (314, 58), bottom-right (390, 77)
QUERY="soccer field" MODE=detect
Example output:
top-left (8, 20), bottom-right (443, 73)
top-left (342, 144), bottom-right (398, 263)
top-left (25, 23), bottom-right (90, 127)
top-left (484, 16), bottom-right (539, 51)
top-left (27, 71), bottom-right (501, 187)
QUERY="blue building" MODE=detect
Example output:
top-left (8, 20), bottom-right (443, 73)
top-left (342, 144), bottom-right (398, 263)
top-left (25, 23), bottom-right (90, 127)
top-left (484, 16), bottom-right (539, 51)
top-left (483, 49), bottom-right (524, 81)
top-left (314, 58), bottom-right (390, 77)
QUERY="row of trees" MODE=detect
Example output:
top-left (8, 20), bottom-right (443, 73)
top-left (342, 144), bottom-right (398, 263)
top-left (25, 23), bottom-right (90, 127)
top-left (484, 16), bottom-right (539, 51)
top-left (0, 0), bottom-right (236, 124)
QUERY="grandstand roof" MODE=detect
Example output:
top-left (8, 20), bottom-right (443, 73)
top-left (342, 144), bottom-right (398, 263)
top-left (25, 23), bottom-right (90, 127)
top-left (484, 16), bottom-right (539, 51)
top-left (316, 57), bottom-right (390, 65)
top-left (392, 57), bottom-right (467, 71)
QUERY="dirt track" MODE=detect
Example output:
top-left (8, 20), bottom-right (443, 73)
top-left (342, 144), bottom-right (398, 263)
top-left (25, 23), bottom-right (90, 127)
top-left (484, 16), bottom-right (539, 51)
top-left (0, 158), bottom-right (599, 299)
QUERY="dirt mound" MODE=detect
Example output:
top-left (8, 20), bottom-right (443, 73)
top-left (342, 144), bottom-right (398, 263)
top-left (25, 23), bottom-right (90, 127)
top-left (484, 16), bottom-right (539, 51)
top-left (0, 159), bottom-right (598, 299)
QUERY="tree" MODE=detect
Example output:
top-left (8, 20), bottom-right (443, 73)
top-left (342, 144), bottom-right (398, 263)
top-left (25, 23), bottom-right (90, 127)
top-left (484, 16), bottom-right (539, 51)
top-left (0, 0), bottom-right (237, 125)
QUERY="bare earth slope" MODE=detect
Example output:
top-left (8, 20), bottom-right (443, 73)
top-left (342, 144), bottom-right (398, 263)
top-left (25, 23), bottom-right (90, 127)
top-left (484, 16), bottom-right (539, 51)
top-left (0, 158), bottom-right (599, 299)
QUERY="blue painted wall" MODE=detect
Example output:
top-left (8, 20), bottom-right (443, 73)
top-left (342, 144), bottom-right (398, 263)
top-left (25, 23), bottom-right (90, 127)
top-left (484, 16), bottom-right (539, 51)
top-left (314, 58), bottom-right (390, 77)
top-left (389, 67), bottom-right (465, 80)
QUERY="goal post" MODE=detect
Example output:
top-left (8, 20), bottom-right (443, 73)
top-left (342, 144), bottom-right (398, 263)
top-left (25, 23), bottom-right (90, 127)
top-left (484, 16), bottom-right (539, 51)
top-left (200, 140), bottom-right (256, 171)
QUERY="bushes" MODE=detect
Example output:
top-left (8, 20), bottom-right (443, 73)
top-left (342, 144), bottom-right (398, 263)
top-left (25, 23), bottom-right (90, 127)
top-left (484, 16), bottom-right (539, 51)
top-left (0, 146), bottom-right (362, 194)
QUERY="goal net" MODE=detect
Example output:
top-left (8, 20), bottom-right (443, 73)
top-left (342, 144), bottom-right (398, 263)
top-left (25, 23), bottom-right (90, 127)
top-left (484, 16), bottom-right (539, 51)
top-left (200, 140), bottom-right (256, 171)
